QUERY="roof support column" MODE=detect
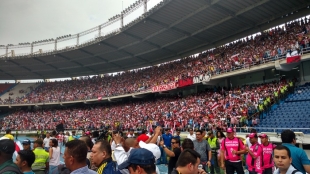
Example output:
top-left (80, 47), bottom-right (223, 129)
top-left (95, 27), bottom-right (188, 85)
top-left (143, 0), bottom-right (147, 14)
top-left (54, 40), bottom-right (57, 51)
top-left (77, 34), bottom-right (80, 46)
top-left (121, 13), bottom-right (124, 28)
top-left (98, 25), bottom-right (101, 37)
top-left (5, 46), bottom-right (8, 58)
top-left (31, 43), bottom-right (34, 54)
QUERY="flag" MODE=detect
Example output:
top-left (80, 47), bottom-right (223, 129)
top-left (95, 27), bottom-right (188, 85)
top-left (286, 55), bottom-right (301, 64)
top-left (14, 141), bottom-right (23, 157)
top-left (231, 54), bottom-right (239, 61)
top-left (171, 122), bottom-right (176, 135)
top-left (211, 102), bottom-right (219, 111)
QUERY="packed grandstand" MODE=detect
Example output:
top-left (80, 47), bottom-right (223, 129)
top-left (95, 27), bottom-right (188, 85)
top-left (1, 1), bottom-right (310, 174)
top-left (0, 17), bottom-right (309, 135)
top-left (0, 1), bottom-right (309, 136)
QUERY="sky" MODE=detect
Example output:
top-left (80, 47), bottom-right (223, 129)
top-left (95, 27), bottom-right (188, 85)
top-left (0, 0), bottom-right (162, 82)
top-left (0, 0), bottom-right (161, 53)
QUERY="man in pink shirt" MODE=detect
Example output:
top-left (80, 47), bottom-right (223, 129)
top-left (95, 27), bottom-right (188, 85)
top-left (259, 134), bottom-right (276, 174)
top-left (220, 127), bottom-right (246, 174)
top-left (246, 133), bottom-right (264, 174)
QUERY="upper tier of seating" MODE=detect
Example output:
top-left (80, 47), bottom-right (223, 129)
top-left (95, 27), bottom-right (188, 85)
top-left (0, 84), bottom-right (15, 95)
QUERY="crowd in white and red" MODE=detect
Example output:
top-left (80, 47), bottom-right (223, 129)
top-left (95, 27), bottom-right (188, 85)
top-left (0, 79), bottom-right (290, 132)
top-left (0, 18), bottom-right (308, 105)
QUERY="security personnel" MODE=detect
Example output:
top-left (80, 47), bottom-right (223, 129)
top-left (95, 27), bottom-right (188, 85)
top-left (32, 139), bottom-right (49, 174)
top-left (207, 132), bottom-right (220, 174)
top-left (274, 90), bottom-right (279, 104)
top-left (263, 98), bottom-right (268, 114)
top-left (289, 81), bottom-right (294, 93)
top-left (258, 104), bottom-right (264, 119)
top-left (68, 131), bottom-right (76, 141)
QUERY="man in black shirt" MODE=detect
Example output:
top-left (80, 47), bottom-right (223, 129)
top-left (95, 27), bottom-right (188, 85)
top-left (160, 137), bottom-right (181, 174)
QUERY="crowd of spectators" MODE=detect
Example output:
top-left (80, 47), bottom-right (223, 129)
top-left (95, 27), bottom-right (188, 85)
top-left (0, 18), bottom-right (308, 105)
top-left (0, 79), bottom-right (289, 132)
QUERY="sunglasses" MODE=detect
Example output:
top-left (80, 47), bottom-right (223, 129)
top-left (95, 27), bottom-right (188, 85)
top-left (171, 142), bottom-right (177, 144)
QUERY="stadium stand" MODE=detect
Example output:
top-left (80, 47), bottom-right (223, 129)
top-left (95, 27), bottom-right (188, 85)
top-left (0, 83), bottom-right (41, 104)
top-left (0, 18), bottom-right (308, 105)
top-left (259, 83), bottom-right (310, 134)
top-left (0, 80), bottom-right (290, 133)
top-left (0, 83), bottom-right (15, 95)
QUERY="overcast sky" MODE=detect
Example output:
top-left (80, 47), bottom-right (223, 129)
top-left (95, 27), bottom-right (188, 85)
top-left (0, 0), bottom-right (161, 45)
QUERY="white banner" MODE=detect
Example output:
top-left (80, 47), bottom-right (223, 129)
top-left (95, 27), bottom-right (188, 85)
top-left (193, 74), bottom-right (211, 84)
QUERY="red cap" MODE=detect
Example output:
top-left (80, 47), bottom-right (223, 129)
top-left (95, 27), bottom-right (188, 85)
top-left (227, 128), bottom-right (234, 133)
top-left (249, 133), bottom-right (257, 138)
top-left (259, 133), bottom-right (268, 138)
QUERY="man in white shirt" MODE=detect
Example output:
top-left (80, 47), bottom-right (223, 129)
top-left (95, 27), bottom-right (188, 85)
top-left (186, 128), bottom-right (196, 141)
top-left (43, 132), bottom-right (51, 151)
top-left (113, 128), bottom-right (161, 174)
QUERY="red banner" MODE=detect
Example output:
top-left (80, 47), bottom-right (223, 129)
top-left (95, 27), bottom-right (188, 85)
top-left (178, 78), bottom-right (193, 88)
top-left (286, 55), bottom-right (301, 64)
top-left (152, 82), bottom-right (177, 92)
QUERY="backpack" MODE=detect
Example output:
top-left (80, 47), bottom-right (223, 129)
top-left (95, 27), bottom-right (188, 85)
top-left (0, 166), bottom-right (23, 174)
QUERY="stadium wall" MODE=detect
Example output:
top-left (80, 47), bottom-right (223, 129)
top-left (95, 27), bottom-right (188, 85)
top-left (302, 61), bottom-right (310, 82)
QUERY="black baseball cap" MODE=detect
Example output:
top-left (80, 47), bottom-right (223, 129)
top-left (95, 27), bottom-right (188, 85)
top-left (22, 139), bottom-right (31, 145)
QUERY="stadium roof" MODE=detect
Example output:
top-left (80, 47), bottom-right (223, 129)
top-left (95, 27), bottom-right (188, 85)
top-left (1, 0), bottom-right (309, 80)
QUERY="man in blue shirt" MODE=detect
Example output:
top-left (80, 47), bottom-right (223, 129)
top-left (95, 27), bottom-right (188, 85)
top-left (162, 129), bottom-right (173, 149)
top-left (281, 130), bottom-right (310, 174)
top-left (160, 129), bottom-right (172, 165)
top-left (173, 130), bottom-right (181, 142)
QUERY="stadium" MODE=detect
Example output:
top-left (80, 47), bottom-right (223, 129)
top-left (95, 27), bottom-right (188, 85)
top-left (0, 0), bottom-right (310, 173)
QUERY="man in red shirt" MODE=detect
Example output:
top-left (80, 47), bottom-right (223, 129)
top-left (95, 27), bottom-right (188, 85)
top-left (137, 130), bottom-right (149, 142)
